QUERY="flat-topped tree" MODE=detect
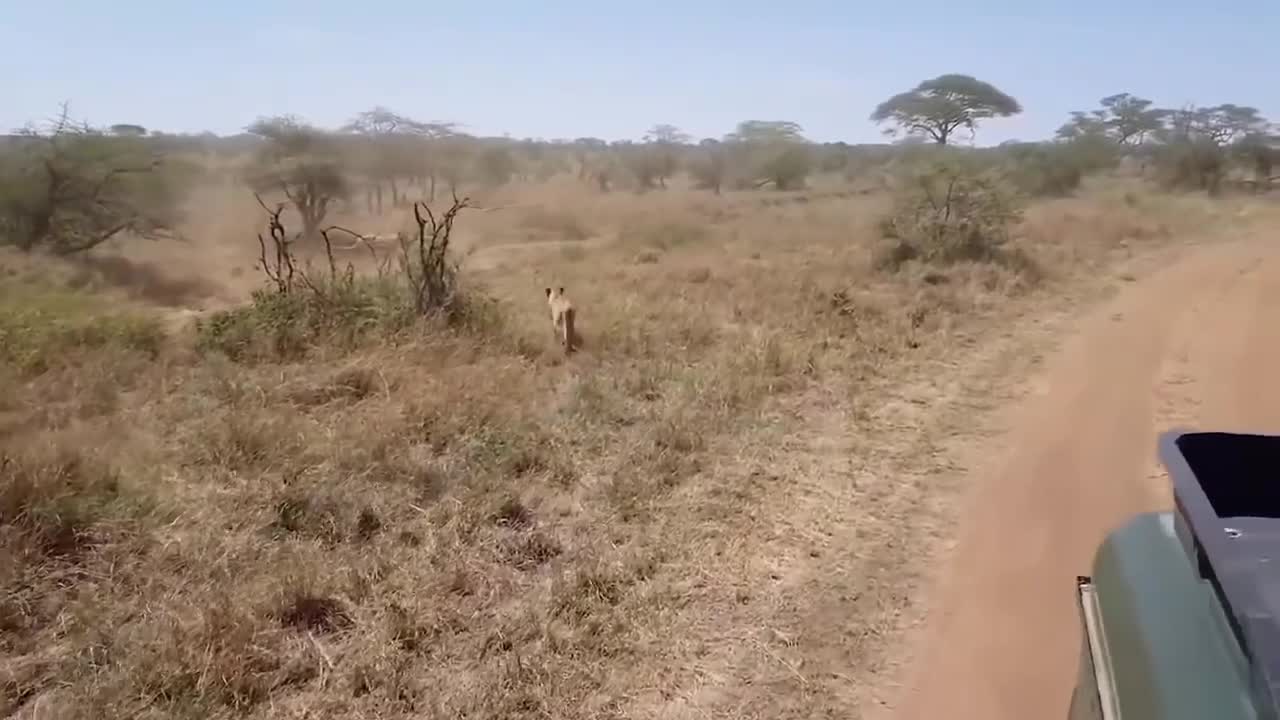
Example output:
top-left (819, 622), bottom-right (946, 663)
top-left (1057, 94), bottom-right (1166, 147)
top-left (341, 107), bottom-right (441, 211)
top-left (871, 74), bottom-right (1022, 145)
top-left (1190, 105), bottom-right (1268, 147)
top-left (108, 123), bottom-right (147, 138)
top-left (1098, 94), bottom-right (1166, 146)
top-left (643, 124), bottom-right (691, 188)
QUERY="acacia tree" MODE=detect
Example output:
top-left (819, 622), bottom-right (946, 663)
top-left (1055, 112), bottom-right (1108, 142)
top-left (0, 106), bottom-right (185, 254)
top-left (1183, 104), bottom-right (1267, 147)
top-left (1057, 94), bottom-right (1166, 148)
top-left (871, 74), bottom-right (1022, 145)
top-left (341, 107), bottom-right (435, 212)
top-left (1154, 104), bottom-right (1272, 193)
top-left (245, 115), bottom-right (348, 243)
top-left (643, 124), bottom-right (690, 187)
top-left (1097, 94), bottom-right (1166, 145)
top-left (108, 123), bottom-right (148, 138)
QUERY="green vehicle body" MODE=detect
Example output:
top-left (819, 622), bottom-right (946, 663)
top-left (1071, 512), bottom-right (1257, 720)
top-left (1070, 431), bottom-right (1280, 720)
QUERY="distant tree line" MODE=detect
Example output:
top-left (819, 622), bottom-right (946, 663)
top-left (3, 74), bottom-right (1277, 255)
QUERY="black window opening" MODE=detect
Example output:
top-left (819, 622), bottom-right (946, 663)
top-left (1177, 433), bottom-right (1280, 519)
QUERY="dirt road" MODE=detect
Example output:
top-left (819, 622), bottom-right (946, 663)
top-left (893, 233), bottom-right (1280, 720)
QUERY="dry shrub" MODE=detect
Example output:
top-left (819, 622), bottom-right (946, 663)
top-left (876, 159), bottom-right (1038, 280)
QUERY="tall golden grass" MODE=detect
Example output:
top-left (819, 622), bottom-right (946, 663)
top-left (0, 170), bottom-right (1263, 718)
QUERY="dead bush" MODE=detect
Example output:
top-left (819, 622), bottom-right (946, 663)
top-left (400, 194), bottom-right (471, 314)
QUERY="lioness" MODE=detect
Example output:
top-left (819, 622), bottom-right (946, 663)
top-left (545, 286), bottom-right (577, 354)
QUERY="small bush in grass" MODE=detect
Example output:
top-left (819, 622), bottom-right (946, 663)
top-left (195, 277), bottom-right (412, 362)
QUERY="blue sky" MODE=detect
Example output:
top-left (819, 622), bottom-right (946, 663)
top-left (3, 1), bottom-right (1277, 145)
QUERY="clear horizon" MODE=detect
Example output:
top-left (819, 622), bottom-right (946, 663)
top-left (5, 1), bottom-right (1278, 145)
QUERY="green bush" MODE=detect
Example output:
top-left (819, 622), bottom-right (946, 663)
top-left (195, 277), bottom-right (412, 362)
top-left (195, 271), bottom-right (512, 363)
top-left (1004, 144), bottom-right (1083, 197)
top-left (1153, 140), bottom-right (1226, 193)
top-left (0, 123), bottom-right (189, 254)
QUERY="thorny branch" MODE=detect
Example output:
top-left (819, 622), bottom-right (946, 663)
top-left (254, 193), bottom-right (297, 294)
top-left (401, 190), bottom-right (471, 314)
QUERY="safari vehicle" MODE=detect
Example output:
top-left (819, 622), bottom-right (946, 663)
top-left (1071, 430), bottom-right (1280, 720)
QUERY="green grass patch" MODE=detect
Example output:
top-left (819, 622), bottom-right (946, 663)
top-left (0, 280), bottom-right (164, 375)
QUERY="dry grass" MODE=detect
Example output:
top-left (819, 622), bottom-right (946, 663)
top-left (0, 170), bottom-right (1262, 719)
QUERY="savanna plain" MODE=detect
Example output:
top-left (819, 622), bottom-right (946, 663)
top-left (3, 87), bottom-right (1279, 719)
